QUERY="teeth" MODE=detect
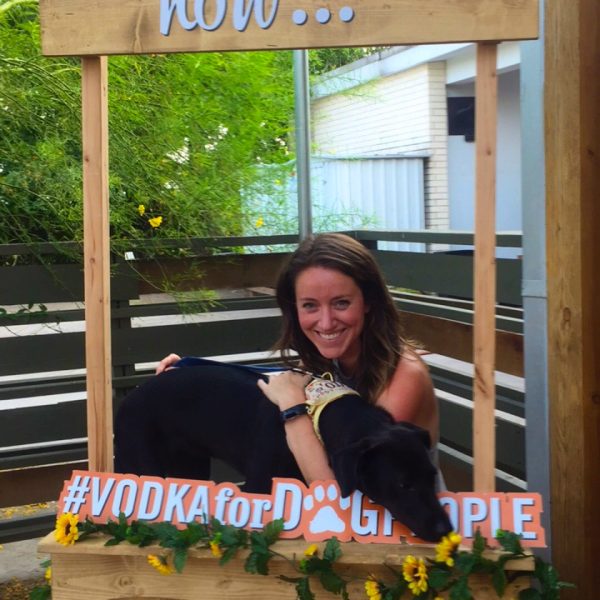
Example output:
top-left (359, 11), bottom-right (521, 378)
top-left (319, 332), bottom-right (341, 340)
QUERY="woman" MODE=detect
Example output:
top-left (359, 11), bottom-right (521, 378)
top-left (157, 233), bottom-right (442, 488)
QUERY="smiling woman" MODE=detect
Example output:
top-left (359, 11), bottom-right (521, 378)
top-left (257, 233), bottom-right (441, 487)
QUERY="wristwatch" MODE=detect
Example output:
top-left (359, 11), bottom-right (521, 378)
top-left (280, 403), bottom-right (308, 423)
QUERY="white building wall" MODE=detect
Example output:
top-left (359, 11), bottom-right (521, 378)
top-left (311, 62), bottom-right (450, 230)
top-left (424, 62), bottom-right (450, 230)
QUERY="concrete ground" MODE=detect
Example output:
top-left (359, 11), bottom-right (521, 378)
top-left (0, 537), bottom-right (47, 583)
top-left (0, 537), bottom-right (47, 599)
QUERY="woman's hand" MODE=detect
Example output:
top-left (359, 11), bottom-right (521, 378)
top-left (155, 353), bottom-right (181, 375)
top-left (257, 371), bottom-right (311, 410)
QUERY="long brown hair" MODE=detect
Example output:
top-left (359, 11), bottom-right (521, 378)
top-left (274, 233), bottom-right (407, 401)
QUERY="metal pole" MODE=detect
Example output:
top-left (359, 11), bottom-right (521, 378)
top-left (520, 0), bottom-right (551, 558)
top-left (293, 49), bottom-right (312, 239)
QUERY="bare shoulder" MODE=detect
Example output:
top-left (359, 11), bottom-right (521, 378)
top-left (376, 349), bottom-right (438, 437)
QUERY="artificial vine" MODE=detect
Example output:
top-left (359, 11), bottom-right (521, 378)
top-left (31, 513), bottom-right (573, 600)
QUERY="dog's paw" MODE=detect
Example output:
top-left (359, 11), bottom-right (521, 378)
top-left (301, 483), bottom-right (352, 540)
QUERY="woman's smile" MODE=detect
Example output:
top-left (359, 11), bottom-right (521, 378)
top-left (295, 266), bottom-right (368, 371)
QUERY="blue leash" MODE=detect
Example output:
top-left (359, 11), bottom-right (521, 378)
top-left (174, 355), bottom-right (313, 376)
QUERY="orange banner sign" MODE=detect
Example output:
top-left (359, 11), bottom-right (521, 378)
top-left (58, 471), bottom-right (546, 547)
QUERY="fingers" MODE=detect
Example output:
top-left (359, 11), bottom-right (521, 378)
top-left (155, 353), bottom-right (181, 375)
top-left (256, 370), bottom-right (312, 409)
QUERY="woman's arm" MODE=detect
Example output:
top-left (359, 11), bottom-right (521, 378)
top-left (257, 372), bottom-right (335, 483)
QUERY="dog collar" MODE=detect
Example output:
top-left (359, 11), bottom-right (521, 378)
top-left (304, 375), bottom-right (360, 442)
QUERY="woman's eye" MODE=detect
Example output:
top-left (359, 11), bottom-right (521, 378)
top-left (301, 302), bottom-right (317, 311)
top-left (334, 299), bottom-right (350, 309)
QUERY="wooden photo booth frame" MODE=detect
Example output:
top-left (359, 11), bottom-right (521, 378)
top-left (37, 1), bottom-right (543, 598)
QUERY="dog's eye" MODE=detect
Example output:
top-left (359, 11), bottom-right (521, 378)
top-left (398, 482), bottom-right (416, 492)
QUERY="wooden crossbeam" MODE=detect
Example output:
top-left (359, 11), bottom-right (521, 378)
top-left (39, 0), bottom-right (538, 57)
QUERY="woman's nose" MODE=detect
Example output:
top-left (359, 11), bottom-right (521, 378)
top-left (319, 308), bottom-right (334, 329)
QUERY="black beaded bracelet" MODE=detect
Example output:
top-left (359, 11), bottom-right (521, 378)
top-left (280, 403), bottom-right (308, 423)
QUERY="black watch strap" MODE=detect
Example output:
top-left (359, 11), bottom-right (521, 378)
top-left (280, 403), bottom-right (308, 423)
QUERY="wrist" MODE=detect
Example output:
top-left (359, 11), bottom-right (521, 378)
top-left (280, 403), bottom-right (308, 424)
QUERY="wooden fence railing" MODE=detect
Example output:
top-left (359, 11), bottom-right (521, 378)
top-left (0, 230), bottom-right (524, 541)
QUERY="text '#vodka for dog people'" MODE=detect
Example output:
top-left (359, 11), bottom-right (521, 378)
top-left (58, 471), bottom-right (546, 547)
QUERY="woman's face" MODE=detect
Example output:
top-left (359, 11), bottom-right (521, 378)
top-left (294, 266), bottom-right (368, 372)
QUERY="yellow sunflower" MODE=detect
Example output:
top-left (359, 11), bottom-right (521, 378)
top-left (209, 540), bottom-right (223, 558)
top-left (147, 554), bottom-right (174, 575)
top-left (402, 555), bottom-right (428, 596)
top-left (435, 532), bottom-right (462, 567)
top-left (54, 513), bottom-right (80, 546)
top-left (364, 576), bottom-right (382, 600)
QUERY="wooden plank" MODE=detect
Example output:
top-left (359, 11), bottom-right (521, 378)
top-left (111, 315), bottom-right (282, 365)
top-left (129, 253), bottom-right (290, 293)
top-left (39, 534), bottom-right (533, 600)
top-left (439, 397), bottom-right (525, 479)
top-left (402, 312), bottom-right (523, 377)
top-left (375, 251), bottom-right (522, 306)
top-left (0, 332), bottom-right (85, 375)
top-left (0, 463), bottom-right (84, 508)
top-left (545, 0), bottom-right (600, 595)
top-left (38, 0), bottom-right (539, 57)
top-left (82, 56), bottom-right (113, 473)
top-left (472, 42), bottom-right (498, 493)
top-left (0, 401), bottom-right (87, 448)
top-left (0, 264), bottom-right (84, 304)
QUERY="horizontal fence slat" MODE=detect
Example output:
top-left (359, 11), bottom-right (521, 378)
top-left (375, 251), bottom-right (522, 306)
top-left (403, 312), bottom-right (524, 377)
top-left (439, 399), bottom-right (525, 479)
top-left (0, 264), bottom-right (84, 305)
top-left (0, 331), bottom-right (85, 375)
top-left (111, 316), bottom-right (282, 366)
top-left (0, 401), bottom-right (86, 448)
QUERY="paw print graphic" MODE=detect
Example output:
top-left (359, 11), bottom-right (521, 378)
top-left (300, 482), bottom-right (352, 542)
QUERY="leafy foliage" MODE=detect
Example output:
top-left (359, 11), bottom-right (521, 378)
top-left (1, 2), bottom-right (381, 253)
top-left (1, 1), bottom-right (295, 246)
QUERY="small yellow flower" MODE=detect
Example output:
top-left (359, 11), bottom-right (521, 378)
top-left (209, 540), bottom-right (223, 558)
top-left (304, 543), bottom-right (318, 557)
top-left (148, 215), bottom-right (163, 228)
top-left (147, 554), bottom-right (174, 575)
top-left (402, 555), bottom-right (428, 596)
top-left (364, 576), bottom-right (382, 600)
top-left (138, 204), bottom-right (145, 216)
top-left (254, 216), bottom-right (264, 228)
top-left (45, 566), bottom-right (52, 582)
top-left (54, 513), bottom-right (80, 546)
top-left (435, 532), bottom-right (462, 567)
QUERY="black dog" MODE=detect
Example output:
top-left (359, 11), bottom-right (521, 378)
top-left (114, 363), bottom-right (452, 542)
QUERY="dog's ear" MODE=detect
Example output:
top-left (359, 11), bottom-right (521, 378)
top-left (329, 437), bottom-right (378, 497)
top-left (330, 450), bottom-right (358, 497)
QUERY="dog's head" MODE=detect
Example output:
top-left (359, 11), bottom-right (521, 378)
top-left (331, 422), bottom-right (452, 542)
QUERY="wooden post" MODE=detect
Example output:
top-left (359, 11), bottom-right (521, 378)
top-left (82, 56), bottom-right (113, 472)
top-left (545, 0), bottom-right (600, 594)
top-left (472, 43), bottom-right (498, 492)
